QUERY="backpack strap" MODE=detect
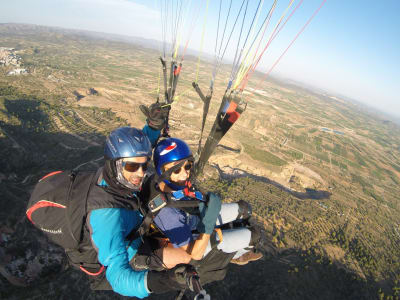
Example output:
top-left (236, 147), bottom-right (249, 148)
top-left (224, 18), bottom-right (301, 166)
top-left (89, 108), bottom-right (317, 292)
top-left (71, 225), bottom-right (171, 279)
top-left (65, 170), bottom-right (98, 249)
top-left (65, 171), bottom-right (79, 245)
top-left (211, 228), bottom-right (223, 249)
top-left (126, 210), bottom-right (154, 245)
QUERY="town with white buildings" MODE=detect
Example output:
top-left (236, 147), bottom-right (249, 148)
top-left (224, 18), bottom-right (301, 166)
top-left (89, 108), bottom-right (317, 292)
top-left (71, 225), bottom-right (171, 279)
top-left (0, 47), bottom-right (28, 75)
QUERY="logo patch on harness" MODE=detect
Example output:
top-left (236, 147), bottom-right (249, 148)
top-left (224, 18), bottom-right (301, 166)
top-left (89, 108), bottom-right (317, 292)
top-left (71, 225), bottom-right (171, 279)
top-left (160, 142), bottom-right (177, 155)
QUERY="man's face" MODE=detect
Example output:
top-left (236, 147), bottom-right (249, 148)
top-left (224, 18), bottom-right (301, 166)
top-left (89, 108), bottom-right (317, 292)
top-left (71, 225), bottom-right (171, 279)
top-left (163, 160), bottom-right (192, 187)
top-left (121, 156), bottom-right (148, 187)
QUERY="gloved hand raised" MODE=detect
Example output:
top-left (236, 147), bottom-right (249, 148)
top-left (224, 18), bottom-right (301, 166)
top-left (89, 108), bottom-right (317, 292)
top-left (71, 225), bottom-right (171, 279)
top-left (197, 192), bottom-right (222, 235)
top-left (147, 264), bottom-right (197, 294)
top-left (140, 102), bottom-right (169, 130)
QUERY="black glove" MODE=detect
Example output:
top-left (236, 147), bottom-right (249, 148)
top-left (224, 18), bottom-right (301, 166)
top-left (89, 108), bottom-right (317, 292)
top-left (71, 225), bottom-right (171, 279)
top-left (147, 264), bottom-right (197, 294)
top-left (140, 102), bottom-right (169, 130)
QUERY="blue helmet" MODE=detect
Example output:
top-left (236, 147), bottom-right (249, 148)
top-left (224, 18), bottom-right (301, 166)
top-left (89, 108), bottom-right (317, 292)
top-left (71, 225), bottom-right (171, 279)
top-left (153, 138), bottom-right (193, 190)
top-left (105, 127), bottom-right (152, 160)
top-left (104, 127), bottom-right (152, 191)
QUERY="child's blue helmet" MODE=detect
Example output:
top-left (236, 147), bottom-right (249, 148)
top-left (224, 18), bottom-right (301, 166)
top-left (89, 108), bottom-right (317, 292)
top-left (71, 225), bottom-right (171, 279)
top-left (153, 138), bottom-right (193, 190)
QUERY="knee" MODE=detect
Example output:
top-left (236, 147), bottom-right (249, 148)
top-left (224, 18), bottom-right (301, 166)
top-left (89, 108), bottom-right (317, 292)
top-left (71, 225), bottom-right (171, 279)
top-left (237, 200), bottom-right (252, 220)
top-left (162, 245), bottom-right (191, 269)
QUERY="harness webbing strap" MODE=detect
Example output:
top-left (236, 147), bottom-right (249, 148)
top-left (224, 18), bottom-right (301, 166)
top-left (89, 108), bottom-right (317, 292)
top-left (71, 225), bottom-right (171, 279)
top-left (126, 191), bottom-right (203, 244)
top-left (126, 211), bottom-right (154, 244)
top-left (167, 200), bottom-right (201, 208)
top-left (192, 82), bottom-right (213, 156)
top-left (197, 90), bottom-right (246, 174)
top-left (160, 57), bottom-right (168, 101)
top-left (65, 172), bottom-right (79, 245)
top-left (168, 61), bottom-right (175, 101)
top-left (209, 230), bottom-right (218, 249)
top-left (192, 82), bottom-right (206, 102)
top-left (170, 63), bottom-right (182, 100)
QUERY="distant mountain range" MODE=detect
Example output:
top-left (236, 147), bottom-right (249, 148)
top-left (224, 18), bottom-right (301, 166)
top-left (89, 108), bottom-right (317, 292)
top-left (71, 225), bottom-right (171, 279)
top-left (0, 23), bottom-right (217, 65)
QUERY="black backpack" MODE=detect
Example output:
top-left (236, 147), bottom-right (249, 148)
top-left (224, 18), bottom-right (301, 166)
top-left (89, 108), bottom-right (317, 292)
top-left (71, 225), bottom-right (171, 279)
top-left (26, 170), bottom-right (97, 250)
top-left (26, 170), bottom-right (109, 275)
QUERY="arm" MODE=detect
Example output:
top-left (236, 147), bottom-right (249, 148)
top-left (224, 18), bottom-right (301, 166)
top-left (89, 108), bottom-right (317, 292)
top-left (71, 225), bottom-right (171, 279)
top-left (88, 208), bottom-right (149, 298)
top-left (180, 193), bottom-right (222, 260)
top-left (142, 124), bottom-right (160, 148)
top-left (160, 242), bottom-right (192, 268)
top-left (189, 192), bottom-right (222, 260)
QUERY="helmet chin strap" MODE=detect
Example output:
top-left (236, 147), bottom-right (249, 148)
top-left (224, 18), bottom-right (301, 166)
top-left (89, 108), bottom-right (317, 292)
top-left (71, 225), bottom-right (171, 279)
top-left (157, 159), bottom-right (194, 191)
top-left (165, 179), bottom-right (186, 191)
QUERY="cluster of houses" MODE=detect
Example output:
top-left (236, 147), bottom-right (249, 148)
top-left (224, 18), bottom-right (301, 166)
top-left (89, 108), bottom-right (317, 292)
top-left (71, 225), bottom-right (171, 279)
top-left (0, 47), bottom-right (28, 76)
top-left (0, 47), bottom-right (21, 66)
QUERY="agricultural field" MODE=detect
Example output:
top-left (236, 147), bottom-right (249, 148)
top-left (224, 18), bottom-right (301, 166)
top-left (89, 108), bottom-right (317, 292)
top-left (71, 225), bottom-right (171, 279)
top-left (0, 24), bottom-right (399, 299)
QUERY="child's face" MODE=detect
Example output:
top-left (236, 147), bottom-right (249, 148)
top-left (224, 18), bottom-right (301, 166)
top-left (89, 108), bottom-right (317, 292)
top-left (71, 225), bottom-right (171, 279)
top-left (163, 160), bottom-right (193, 187)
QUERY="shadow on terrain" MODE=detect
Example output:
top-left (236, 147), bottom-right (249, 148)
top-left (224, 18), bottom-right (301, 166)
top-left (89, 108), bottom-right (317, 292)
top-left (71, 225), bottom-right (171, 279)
top-left (0, 100), bottom-right (107, 298)
top-left (149, 242), bottom-right (380, 300)
top-left (2, 218), bottom-right (381, 300)
top-left (211, 163), bottom-right (332, 201)
top-left (0, 98), bottom-right (106, 223)
top-left (195, 248), bottom-right (379, 300)
top-left (1, 98), bottom-right (105, 176)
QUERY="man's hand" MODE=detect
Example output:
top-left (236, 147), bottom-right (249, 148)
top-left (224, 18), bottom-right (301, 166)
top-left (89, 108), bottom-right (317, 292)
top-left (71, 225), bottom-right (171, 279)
top-left (147, 264), bottom-right (197, 294)
top-left (140, 102), bottom-right (169, 130)
top-left (197, 193), bottom-right (222, 234)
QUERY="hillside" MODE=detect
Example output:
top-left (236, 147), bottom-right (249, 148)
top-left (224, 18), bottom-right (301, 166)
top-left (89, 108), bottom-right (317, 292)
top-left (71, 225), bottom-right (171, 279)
top-left (0, 23), bottom-right (399, 299)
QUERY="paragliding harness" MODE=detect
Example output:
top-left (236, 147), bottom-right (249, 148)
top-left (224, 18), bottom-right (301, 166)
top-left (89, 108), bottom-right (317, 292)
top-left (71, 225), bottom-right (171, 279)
top-left (26, 166), bottom-right (230, 273)
top-left (127, 160), bottom-right (205, 245)
top-left (26, 167), bottom-right (241, 299)
top-left (132, 180), bottom-right (234, 300)
top-left (25, 167), bottom-right (202, 277)
top-left (135, 167), bottom-right (242, 295)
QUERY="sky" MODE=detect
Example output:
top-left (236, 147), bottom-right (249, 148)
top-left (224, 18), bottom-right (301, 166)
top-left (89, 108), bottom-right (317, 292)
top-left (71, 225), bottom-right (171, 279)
top-left (1, 0), bottom-right (399, 117)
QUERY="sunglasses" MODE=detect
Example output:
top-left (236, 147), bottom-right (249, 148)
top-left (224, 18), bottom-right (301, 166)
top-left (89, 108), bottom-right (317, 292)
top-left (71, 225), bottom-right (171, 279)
top-left (172, 162), bottom-right (193, 174)
top-left (122, 161), bottom-right (148, 172)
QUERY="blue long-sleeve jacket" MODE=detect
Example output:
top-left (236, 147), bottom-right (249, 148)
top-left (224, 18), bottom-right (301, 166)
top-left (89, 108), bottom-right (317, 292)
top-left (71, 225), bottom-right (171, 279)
top-left (88, 208), bottom-right (149, 297)
top-left (86, 124), bottom-right (160, 297)
top-left (142, 124), bottom-right (161, 148)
